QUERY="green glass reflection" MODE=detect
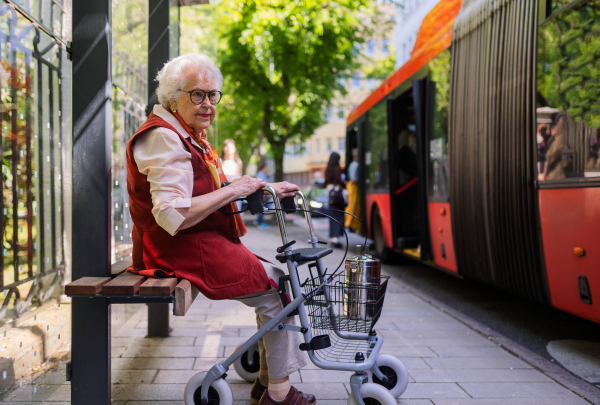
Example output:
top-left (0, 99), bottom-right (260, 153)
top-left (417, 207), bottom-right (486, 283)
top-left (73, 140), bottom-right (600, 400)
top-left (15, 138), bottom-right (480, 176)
top-left (537, 0), bottom-right (600, 178)
top-left (367, 100), bottom-right (389, 193)
top-left (428, 49), bottom-right (450, 198)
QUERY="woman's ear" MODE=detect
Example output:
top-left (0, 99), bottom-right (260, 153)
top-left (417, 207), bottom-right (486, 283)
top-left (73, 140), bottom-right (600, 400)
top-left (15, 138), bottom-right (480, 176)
top-left (170, 100), bottom-right (177, 112)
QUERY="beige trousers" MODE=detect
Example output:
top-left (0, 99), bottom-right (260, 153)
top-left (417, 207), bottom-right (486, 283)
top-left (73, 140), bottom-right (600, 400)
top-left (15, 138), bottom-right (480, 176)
top-left (232, 262), bottom-right (308, 380)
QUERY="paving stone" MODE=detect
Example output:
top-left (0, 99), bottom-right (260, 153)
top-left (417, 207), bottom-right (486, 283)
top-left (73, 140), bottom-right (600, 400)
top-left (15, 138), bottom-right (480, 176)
top-left (380, 347), bottom-right (437, 358)
top-left (112, 337), bottom-right (135, 347)
top-left (33, 370), bottom-right (67, 385)
top-left (397, 400), bottom-right (435, 405)
top-left (379, 330), bottom-right (472, 339)
top-left (399, 383), bottom-right (470, 399)
top-left (45, 384), bottom-right (70, 401)
top-left (394, 322), bottom-right (472, 331)
top-left (1, 384), bottom-right (60, 402)
top-left (112, 357), bottom-right (195, 370)
top-left (409, 369), bottom-right (552, 383)
top-left (194, 335), bottom-right (248, 347)
top-left (432, 399), bottom-right (591, 405)
top-left (111, 383), bottom-right (187, 401)
top-left (423, 357), bottom-right (532, 370)
top-left (291, 383), bottom-right (350, 399)
top-left (112, 369), bottom-right (157, 384)
top-left (383, 337), bottom-right (494, 348)
top-left (399, 358), bottom-right (434, 370)
top-left (126, 337), bottom-right (197, 347)
top-left (122, 345), bottom-right (224, 358)
top-left (428, 346), bottom-right (512, 358)
top-left (112, 345), bottom-right (128, 358)
top-left (126, 402), bottom-right (184, 405)
top-left (458, 382), bottom-right (582, 398)
top-left (299, 369), bottom-right (355, 383)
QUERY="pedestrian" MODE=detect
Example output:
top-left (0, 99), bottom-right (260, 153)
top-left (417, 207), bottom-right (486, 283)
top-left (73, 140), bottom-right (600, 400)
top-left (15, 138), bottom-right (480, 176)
top-left (253, 162), bottom-right (270, 229)
top-left (220, 139), bottom-right (243, 178)
top-left (345, 148), bottom-right (361, 233)
top-left (323, 152), bottom-right (347, 247)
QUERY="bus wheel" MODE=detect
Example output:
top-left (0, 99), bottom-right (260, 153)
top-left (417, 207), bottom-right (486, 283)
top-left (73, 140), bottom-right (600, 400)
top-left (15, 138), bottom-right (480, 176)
top-left (372, 207), bottom-right (393, 263)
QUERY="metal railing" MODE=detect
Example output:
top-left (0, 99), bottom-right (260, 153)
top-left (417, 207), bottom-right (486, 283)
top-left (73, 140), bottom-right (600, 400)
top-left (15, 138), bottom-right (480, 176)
top-left (0, 4), bottom-right (66, 321)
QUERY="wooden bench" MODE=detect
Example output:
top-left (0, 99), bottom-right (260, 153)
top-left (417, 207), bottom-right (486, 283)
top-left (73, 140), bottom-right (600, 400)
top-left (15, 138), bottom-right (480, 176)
top-left (65, 261), bottom-right (200, 316)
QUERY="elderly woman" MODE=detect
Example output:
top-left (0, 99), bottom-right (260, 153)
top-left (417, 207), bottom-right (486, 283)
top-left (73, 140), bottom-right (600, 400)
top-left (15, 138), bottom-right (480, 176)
top-left (126, 53), bottom-right (315, 405)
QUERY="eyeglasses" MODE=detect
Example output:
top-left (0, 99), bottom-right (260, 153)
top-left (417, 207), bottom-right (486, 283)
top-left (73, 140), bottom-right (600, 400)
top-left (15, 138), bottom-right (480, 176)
top-left (180, 88), bottom-right (223, 105)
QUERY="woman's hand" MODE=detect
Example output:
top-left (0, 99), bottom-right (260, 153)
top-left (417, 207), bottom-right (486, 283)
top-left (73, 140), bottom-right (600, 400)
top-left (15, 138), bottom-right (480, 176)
top-left (229, 175), bottom-right (267, 199)
top-left (267, 181), bottom-right (300, 198)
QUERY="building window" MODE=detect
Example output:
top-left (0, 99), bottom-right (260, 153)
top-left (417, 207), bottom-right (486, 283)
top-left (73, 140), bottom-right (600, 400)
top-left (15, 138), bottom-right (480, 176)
top-left (351, 73), bottom-right (361, 89)
top-left (382, 38), bottom-right (390, 55)
top-left (326, 105), bottom-right (332, 122)
top-left (326, 138), bottom-right (332, 153)
top-left (338, 76), bottom-right (347, 88)
top-left (337, 106), bottom-right (345, 121)
top-left (367, 78), bottom-right (378, 89)
top-left (304, 141), bottom-right (311, 156)
top-left (353, 43), bottom-right (361, 56)
top-left (316, 139), bottom-right (320, 154)
top-left (338, 138), bottom-right (346, 153)
top-left (366, 39), bottom-right (376, 56)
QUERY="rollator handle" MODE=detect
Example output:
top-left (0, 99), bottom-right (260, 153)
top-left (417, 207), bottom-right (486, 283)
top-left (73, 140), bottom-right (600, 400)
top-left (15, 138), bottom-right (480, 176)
top-left (277, 240), bottom-right (296, 253)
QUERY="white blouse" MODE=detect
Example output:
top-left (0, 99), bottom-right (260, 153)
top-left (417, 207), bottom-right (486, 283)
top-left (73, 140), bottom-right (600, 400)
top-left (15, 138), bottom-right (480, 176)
top-left (132, 105), bottom-right (208, 236)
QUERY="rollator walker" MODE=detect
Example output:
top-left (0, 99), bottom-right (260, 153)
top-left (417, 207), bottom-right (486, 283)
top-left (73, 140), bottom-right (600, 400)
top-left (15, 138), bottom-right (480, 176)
top-left (184, 186), bottom-right (409, 405)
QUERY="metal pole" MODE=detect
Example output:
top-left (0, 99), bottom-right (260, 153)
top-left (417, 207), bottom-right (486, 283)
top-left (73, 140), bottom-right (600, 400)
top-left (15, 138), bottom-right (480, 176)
top-left (145, 0), bottom-right (178, 336)
top-left (71, 0), bottom-right (112, 402)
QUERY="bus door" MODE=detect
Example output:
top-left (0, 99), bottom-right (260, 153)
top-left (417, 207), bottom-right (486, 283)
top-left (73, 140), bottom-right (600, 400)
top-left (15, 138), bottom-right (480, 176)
top-left (387, 89), bottom-right (422, 255)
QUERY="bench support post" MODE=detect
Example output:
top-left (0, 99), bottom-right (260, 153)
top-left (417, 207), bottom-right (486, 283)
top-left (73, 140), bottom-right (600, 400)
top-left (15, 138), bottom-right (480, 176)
top-left (71, 298), bottom-right (111, 405)
top-left (147, 303), bottom-right (170, 337)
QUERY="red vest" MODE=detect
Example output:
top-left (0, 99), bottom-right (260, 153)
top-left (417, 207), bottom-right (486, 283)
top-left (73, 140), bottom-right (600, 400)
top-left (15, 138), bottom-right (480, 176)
top-left (125, 113), bottom-right (269, 299)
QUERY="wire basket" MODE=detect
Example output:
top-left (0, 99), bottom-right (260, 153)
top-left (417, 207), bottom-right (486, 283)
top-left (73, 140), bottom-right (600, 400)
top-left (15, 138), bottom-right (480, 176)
top-left (302, 273), bottom-right (389, 334)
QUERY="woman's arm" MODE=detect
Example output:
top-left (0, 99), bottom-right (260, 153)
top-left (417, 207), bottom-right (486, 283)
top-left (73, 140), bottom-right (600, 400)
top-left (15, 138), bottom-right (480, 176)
top-left (176, 175), bottom-right (266, 231)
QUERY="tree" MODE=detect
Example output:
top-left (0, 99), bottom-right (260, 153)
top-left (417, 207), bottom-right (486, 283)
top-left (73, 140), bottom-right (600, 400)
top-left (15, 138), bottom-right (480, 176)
top-left (217, 0), bottom-right (382, 181)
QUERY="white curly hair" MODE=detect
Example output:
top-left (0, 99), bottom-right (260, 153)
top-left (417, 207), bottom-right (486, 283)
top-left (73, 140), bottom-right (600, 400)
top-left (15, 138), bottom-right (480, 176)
top-left (155, 53), bottom-right (223, 109)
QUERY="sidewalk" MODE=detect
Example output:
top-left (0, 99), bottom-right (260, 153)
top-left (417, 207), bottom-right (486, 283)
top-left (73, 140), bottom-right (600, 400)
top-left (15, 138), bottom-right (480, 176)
top-left (3, 219), bottom-right (595, 404)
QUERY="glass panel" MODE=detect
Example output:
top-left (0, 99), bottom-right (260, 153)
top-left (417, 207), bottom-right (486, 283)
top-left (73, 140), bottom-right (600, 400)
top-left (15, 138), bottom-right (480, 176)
top-left (366, 100), bottom-right (389, 193)
top-left (8, 0), bottom-right (67, 41)
top-left (111, 0), bottom-right (148, 263)
top-left (537, 0), bottom-right (600, 180)
top-left (428, 49), bottom-right (450, 198)
top-left (0, 1), bottom-right (70, 330)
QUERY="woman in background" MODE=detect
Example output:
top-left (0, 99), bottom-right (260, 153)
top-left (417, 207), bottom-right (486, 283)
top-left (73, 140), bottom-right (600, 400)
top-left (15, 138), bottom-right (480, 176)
top-left (220, 139), bottom-right (243, 178)
top-left (324, 152), bottom-right (347, 247)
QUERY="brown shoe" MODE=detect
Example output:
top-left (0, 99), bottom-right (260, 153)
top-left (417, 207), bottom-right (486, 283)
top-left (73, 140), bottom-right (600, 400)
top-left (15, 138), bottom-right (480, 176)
top-left (259, 385), bottom-right (317, 405)
top-left (250, 378), bottom-right (268, 405)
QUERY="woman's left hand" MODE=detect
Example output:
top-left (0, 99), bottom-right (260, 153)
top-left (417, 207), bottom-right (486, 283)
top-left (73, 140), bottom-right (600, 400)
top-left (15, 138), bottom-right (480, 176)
top-left (268, 182), bottom-right (300, 198)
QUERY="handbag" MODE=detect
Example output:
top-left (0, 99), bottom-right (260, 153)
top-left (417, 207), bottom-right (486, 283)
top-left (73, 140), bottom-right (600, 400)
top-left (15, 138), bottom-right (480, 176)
top-left (328, 167), bottom-right (347, 208)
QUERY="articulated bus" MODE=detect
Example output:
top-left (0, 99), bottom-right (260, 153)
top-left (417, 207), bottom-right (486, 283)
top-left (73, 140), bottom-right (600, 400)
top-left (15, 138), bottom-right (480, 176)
top-left (346, 0), bottom-right (600, 323)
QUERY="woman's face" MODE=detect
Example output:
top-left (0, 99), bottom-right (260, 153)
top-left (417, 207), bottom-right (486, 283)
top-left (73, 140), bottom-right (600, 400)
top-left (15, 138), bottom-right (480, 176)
top-left (224, 142), bottom-right (236, 157)
top-left (171, 71), bottom-right (217, 134)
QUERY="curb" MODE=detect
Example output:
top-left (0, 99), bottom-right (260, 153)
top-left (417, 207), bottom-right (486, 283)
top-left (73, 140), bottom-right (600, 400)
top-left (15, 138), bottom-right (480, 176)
top-left (399, 280), bottom-right (600, 405)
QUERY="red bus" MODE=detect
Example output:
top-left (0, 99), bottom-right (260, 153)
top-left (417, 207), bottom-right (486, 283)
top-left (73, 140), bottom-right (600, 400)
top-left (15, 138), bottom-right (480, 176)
top-left (346, 0), bottom-right (600, 323)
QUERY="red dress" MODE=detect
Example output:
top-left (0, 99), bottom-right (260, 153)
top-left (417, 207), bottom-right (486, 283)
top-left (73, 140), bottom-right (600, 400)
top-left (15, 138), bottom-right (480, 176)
top-left (125, 113), bottom-right (270, 300)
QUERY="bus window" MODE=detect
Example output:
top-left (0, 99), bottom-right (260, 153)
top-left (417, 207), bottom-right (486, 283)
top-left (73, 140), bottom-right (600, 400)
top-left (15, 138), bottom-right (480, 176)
top-left (537, 1), bottom-right (600, 181)
top-left (428, 50), bottom-right (451, 199)
top-left (366, 100), bottom-right (389, 193)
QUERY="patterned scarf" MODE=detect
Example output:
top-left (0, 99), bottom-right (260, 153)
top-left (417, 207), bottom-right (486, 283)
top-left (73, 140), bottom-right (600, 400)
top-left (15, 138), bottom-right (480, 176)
top-left (172, 111), bottom-right (247, 238)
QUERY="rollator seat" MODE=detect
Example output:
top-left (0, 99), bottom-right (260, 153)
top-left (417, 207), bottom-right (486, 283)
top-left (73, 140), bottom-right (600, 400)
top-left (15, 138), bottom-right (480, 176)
top-left (275, 247), bottom-right (333, 264)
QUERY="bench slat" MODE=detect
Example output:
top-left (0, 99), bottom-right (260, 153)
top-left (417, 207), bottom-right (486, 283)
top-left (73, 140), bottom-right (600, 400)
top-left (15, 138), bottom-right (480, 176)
top-left (139, 278), bottom-right (177, 296)
top-left (65, 277), bottom-right (112, 295)
top-left (111, 260), bottom-right (133, 276)
top-left (102, 272), bottom-right (146, 295)
top-left (174, 279), bottom-right (199, 316)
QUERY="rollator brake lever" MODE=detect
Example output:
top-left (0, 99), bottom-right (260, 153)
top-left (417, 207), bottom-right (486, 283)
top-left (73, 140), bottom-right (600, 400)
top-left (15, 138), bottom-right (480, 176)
top-left (277, 240), bottom-right (296, 253)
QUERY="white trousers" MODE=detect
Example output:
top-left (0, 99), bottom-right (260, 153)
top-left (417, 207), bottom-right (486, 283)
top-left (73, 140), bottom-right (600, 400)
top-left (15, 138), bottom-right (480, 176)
top-left (232, 262), bottom-right (308, 380)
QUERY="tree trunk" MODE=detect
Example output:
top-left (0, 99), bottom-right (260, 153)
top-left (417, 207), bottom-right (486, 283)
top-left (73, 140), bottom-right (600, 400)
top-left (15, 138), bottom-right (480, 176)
top-left (274, 153), bottom-right (285, 182)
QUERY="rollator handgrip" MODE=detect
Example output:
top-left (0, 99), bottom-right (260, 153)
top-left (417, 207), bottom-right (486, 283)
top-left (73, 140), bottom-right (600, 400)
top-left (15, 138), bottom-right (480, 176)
top-left (277, 240), bottom-right (296, 253)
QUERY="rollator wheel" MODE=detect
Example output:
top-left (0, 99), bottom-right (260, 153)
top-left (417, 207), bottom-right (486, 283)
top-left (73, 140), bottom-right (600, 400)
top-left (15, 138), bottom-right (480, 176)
top-left (347, 383), bottom-right (396, 405)
top-left (184, 371), bottom-right (233, 405)
top-left (232, 343), bottom-right (260, 382)
top-left (366, 354), bottom-right (409, 398)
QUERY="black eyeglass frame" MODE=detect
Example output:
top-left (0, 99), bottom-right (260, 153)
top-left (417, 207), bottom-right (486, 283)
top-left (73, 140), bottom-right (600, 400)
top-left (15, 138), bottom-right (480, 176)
top-left (180, 88), bottom-right (223, 105)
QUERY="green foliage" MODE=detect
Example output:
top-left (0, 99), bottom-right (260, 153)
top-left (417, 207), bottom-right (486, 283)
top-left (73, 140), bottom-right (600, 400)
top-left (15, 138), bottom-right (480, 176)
top-left (538, 2), bottom-right (600, 128)
top-left (429, 49), bottom-right (450, 151)
top-left (363, 51), bottom-right (396, 80)
top-left (217, 0), bottom-right (378, 180)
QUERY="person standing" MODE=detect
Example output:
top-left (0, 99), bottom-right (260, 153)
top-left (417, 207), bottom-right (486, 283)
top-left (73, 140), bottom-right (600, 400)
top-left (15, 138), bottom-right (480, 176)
top-left (220, 139), bottom-right (243, 178)
top-left (345, 148), bottom-right (361, 233)
top-left (254, 163), bottom-right (270, 228)
top-left (323, 152), bottom-right (347, 247)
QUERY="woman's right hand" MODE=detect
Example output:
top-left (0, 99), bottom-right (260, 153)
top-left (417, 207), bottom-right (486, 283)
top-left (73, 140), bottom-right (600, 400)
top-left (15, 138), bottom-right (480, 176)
top-left (229, 175), bottom-right (267, 199)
